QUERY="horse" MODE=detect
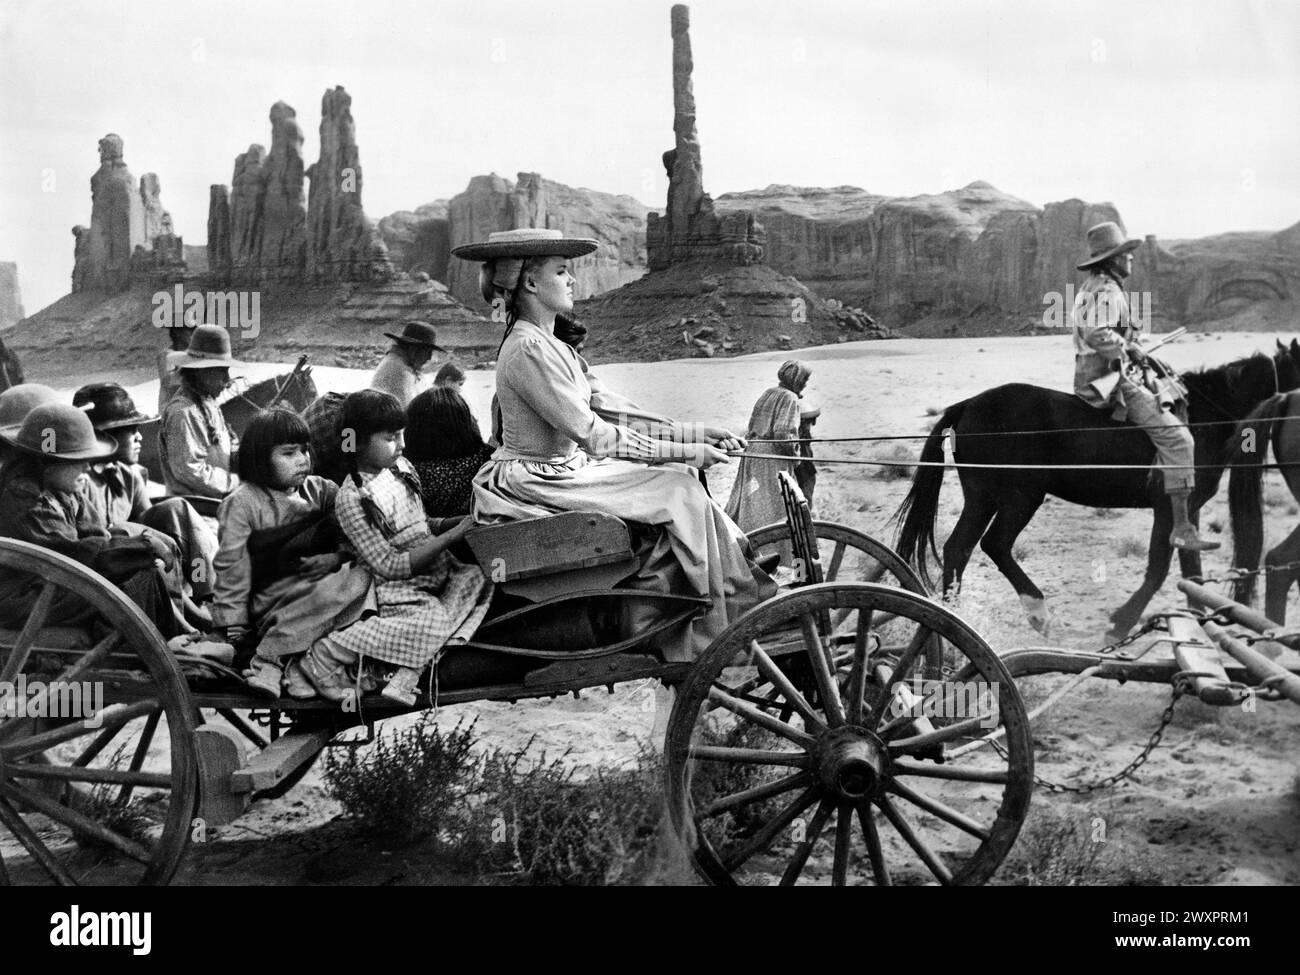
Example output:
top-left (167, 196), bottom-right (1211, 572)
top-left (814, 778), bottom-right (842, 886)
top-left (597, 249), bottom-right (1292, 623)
top-left (894, 339), bottom-right (1300, 640)
top-left (139, 360), bottom-right (318, 478)
top-left (1227, 376), bottom-right (1300, 623)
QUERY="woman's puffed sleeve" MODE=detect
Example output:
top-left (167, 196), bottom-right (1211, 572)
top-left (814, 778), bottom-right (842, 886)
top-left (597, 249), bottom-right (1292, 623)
top-left (510, 339), bottom-right (659, 461)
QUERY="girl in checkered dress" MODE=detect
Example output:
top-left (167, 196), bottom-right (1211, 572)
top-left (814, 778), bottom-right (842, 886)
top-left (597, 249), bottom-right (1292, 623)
top-left (289, 390), bottom-right (493, 705)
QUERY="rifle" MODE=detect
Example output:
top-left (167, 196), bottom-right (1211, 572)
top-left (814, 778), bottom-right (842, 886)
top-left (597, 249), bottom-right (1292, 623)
top-left (1135, 328), bottom-right (1187, 410)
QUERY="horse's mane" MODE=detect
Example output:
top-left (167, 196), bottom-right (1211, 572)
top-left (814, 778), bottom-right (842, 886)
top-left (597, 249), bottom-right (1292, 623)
top-left (1180, 351), bottom-right (1273, 412)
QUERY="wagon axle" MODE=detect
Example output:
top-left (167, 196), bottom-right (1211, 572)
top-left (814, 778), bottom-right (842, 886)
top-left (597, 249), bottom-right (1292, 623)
top-left (815, 726), bottom-right (886, 802)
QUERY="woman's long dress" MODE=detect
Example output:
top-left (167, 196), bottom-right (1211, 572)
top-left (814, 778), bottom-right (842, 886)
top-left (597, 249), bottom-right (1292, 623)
top-left (472, 319), bottom-right (773, 663)
top-left (724, 385), bottom-right (802, 537)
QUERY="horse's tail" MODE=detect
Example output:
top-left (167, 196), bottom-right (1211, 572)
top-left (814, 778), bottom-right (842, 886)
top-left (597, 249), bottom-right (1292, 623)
top-left (1227, 392), bottom-right (1287, 604)
top-left (893, 400), bottom-right (965, 591)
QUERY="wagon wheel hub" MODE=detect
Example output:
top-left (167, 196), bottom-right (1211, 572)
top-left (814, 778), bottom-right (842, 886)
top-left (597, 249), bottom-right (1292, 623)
top-left (815, 725), bottom-right (886, 802)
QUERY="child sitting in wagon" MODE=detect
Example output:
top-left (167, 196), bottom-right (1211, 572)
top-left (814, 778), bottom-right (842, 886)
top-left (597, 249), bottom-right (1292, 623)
top-left (0, 402), bottom-right (191, 638)
top-left (212, 408), bottom-right (375, 698)
top-left (287, 390), bottom-right (493, 705)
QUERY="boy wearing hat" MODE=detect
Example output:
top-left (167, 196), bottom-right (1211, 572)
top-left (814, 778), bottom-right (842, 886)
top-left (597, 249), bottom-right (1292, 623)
top-left (1072, 221), bottom-right (1215, 552)
top-left (159, 324), bottom-right (241, 499)
top-left (369, 320), bottom-right (444, 409)
top-left (0, 383), bottom-right (60, 474)
top-left (0, 403), bottom-right (191, 638)
top-left (75, 382), bottom-right (219, 603)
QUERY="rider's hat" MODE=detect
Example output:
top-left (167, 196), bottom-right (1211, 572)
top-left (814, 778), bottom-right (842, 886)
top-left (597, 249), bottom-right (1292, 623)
top-left (1077, 221), bottom-right (1141, 271)
top-left (173, 324), bottom-right (245, 370)
top-left (451, 228), bottom-right (599, 262)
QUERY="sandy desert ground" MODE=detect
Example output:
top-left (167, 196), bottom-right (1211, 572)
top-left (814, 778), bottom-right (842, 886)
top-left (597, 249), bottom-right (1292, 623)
top-left (11, 330), bottom-right (1300, 884)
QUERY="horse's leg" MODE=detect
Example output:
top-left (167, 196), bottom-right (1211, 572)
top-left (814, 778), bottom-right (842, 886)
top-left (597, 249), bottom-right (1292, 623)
top-left (977, 493), bottom-right (1051, 633)
top-left (1175, 498), bottom-right (1207, 581)
top-left (1108, 501), bottom-right (1175, 639)
top-left (940, 489), bottom-right (997, 600)
top-left (1263, 523), bottom-right (1300, 624)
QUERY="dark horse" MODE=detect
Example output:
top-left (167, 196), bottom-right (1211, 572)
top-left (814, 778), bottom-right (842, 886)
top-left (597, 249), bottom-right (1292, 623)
top-left (1227, 372), bottom-right (1300, 623)
top-left (895, 340), bottom-right (1300, 640)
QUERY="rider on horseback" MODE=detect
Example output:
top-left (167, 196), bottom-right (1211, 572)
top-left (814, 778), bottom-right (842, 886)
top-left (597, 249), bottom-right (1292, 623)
top-left (1071, 221), bottom-right (1218, 552)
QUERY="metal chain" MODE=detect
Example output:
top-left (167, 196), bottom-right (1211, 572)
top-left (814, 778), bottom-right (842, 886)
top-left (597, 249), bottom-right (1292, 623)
top-left (992, 683), bottom-right (1183, 794)
top-left (1193, 559), bottom-right (1300, 586)
top-left (1094, 614), bottom-right (1169, 656)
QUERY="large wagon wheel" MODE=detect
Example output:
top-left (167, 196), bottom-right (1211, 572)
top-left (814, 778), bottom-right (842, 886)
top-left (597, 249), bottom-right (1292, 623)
top-left (747, 520), bottom-right (925, 596)
top-left (0, 540), bottom-right (197, 885)
top-left (666, 582), bottom-right (1033, 886)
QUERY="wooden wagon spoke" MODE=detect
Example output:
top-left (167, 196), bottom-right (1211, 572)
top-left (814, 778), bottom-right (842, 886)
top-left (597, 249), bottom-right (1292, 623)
top-left (117, 710), bottom-right (161, 805)
top-left (778, 797), bottom-right (834, 886)
top-left (72, 722), bottom-right (129, 769)
top-left (0, 782), bottom-right (152, 865)
top-left (7, 762), bottom-right (171, 790)
top-left (825, 540), bottom-right (847, 581)
top-left (887, 778), bottom-right (990, 841)
top-left (750, 640), bottom-right (825, 730)
top-left (719, 786), bottom-right (820, 873)
top-left (0, 845), bottom-right (9, 885)
top-left (831, 803), bottom-right (855, 886)
top-left (699, 770), bottom-right (811, 819)
top-left (887, 715), bottom-right (997, 756)
top-left (0, 792), bottom-right (76, 885)
top-left (890, 759), bottom-right (1010, 784)
top-left (799, 613), bottom-right (845, 726)
top-left (0, 582), bottom-right (57, 686)
top-left (868, 625), bottom-right (932, 732)
top-left (846, 610), bottom-right (873, 726)
top-left (689, 745), bottom-right (811, 768)
top-left (706, 687), bottom-right (815, 747)
top-left (1, 701), bottom-right (158, 760)
top-left (857, 804), bottom-right (891, 886)
top-left (876, 794), bottom-right (953, 886)
top-left (0, 635), bottom-right (121, 741)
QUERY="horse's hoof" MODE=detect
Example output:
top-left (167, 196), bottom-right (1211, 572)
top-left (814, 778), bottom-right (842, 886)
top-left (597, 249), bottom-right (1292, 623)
top-left (1019, 594), bottom-right (1052, 636)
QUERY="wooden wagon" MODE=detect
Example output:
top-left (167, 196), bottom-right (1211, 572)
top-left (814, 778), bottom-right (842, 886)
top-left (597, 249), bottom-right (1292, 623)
top-left (0, 474), bottom-right (1044, 886)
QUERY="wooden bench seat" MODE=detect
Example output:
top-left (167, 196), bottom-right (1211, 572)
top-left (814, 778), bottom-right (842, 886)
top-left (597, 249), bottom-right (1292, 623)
top-left (466, 511), bottom-right (638, 601)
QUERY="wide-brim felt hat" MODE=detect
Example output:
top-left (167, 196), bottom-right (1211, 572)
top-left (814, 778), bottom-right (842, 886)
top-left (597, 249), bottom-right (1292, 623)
top-left (72, 382), bottom-right (155, 431)
top-left (0, 403), bottom-right (117, 462)
top-left (173, 324), bottom-right (245, 370)
top-left (0, 384), bottom-right (60, 429)
top-left (451, 228), bottom-right (600, 262)
top-left (383, 320), bottom-right (445, 350)
top-left (1077, 221), bottom-right (1142, 270)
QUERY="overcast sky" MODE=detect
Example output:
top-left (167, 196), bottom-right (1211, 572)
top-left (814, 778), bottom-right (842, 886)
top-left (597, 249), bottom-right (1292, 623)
top-left (2, 0), bottom-right (1297, 314)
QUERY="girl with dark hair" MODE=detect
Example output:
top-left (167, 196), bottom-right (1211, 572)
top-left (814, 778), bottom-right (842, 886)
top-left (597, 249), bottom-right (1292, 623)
top-left (213, 408), bottom-right (373, 697)
top-left (406, 386), bottom-right (495, 518)
top-left (290, 389), bottom-right (492, 706)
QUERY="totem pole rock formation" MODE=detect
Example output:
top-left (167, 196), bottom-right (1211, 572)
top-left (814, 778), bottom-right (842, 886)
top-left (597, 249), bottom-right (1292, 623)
top-left (229, 144), bottom-right (267, 276)
top-left (258, 101), bottom-right (309, 281)
top-left (207, 185), bottom-right (232, 278)
top-left (305, 87), bottom-right (392, 283)
top-left (71, 134), bottom-right (184, 292)
top-left (645, 5), bottom-right (764, 270)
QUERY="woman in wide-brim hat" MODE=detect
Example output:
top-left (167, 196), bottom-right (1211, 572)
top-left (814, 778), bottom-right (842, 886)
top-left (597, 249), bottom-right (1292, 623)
top-left (452, 228), bottom-right (775, 663)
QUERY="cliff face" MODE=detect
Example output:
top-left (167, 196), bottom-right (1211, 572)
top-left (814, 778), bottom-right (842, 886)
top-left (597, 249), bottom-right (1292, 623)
top-left (381, 174), bottom-right (649, 308)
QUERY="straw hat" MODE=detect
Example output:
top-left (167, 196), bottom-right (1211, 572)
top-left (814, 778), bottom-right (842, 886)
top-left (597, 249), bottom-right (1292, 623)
top-left (72, 383), bottom-right (154, 431)
top-left (0, 403), bottom-right (117, 462)
top-left (172, 324), bottom-right (245, 370)
top-left (451, 228), bottom-right (599, 262)
top-left (1077, 221), bottom-right (1141, 271)
top-left (383, 320), bottom-right (445, 350)
top-left (0, 384), bottom-right (59, 429)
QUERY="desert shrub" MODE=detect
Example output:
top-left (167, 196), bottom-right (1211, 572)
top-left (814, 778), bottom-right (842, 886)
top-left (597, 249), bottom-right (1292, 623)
top-left (69, 744), bottom-right (155, 850)
top-left (323, 714), bottom-right (480, 846)
top-left (468, 743), bottom-right (666, 885)
top-left (872, 444), bottom-right (916, 480)
top-left (1001, 806), bottom-right (1105, 886)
